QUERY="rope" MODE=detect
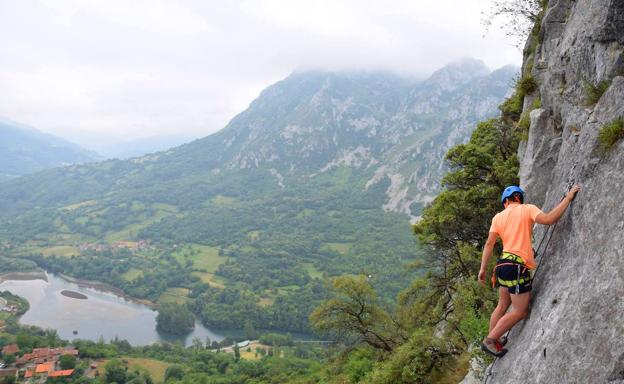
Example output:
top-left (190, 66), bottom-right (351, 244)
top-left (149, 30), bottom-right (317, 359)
top-left (483, 164), bottom-right (579, 384)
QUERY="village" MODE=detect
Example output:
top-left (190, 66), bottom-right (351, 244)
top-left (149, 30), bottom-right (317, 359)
top-left (0, 291), bottom-right (84, 383)
top-left (77, 240), bottom-right (153, 253)
top-left (0, 287), bottom-right (282, 383)
top-left (0, 344), bottom-right (86, 382)
top-left (0, 338), bottom-right (285, 383)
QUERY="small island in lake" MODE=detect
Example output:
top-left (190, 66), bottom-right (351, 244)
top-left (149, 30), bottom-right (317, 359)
top-left (61, 290), bottom-right (88, 300)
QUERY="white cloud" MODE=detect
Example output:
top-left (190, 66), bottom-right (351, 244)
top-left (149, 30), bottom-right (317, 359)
top-left (39, 0), bottom-right (211, 36)
top-left (0, 0), bottom-right (522, 147)
top-left (240, 0), bottom-right (393, 43)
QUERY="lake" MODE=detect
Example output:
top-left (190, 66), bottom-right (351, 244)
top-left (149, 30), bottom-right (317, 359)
top-left (0, 272), bottom-right (225, 346)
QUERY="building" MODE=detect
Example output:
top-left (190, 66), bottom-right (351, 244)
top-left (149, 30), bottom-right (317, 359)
top-left (24, 364), bottom-right (74, 381)
top-left (48, 369), bottom-right (75, 378)
top-left (1, 343), bottom-right (19, 355)
top-left (35, 363), bottom-right (53, 374)
top-left (16, 347), bottom-right (79, 366)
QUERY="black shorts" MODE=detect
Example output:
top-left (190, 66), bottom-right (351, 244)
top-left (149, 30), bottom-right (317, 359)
top-left (495, 259), bottom-right (533, 294)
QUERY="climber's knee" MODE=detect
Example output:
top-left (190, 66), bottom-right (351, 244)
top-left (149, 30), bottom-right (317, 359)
top-left (516, 308), bottom-right (529, 319)
top-left (510, 291), bottom-right (531, 319)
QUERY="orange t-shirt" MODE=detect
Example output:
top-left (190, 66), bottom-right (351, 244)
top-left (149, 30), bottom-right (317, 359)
top-left (489, 203), bottom-right (543, 269)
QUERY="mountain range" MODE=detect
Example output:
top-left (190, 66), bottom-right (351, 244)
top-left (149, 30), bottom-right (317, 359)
top-left (0, 117), bottom-right (101, 181)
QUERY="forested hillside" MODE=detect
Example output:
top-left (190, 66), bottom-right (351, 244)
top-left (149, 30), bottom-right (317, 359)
top-left (0, 61), bottom-right (514, 334)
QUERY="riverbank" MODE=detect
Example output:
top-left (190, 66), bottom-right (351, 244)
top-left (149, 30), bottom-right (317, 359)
top-left (0, 270), bottom-right (47, 284)
top-left (0, 273), bottom-right (225, 345)
top-left (1, 271), bottom-right (318, 345)
top-left (2, 269), bottom-right (155, 307)
top-left (57, 273), bottom-right (156, 307)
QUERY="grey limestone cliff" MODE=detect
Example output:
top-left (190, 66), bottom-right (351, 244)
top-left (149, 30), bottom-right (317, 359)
top-left (489, 1), bottom-right (624, 383)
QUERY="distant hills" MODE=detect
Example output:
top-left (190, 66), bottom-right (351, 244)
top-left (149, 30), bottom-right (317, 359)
top-left (0, 117), bottom-right (101, 180)
top-left (87, 134), bottom-right (200, 160)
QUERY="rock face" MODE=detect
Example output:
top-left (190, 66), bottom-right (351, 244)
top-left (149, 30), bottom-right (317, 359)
top-left (195, 61), bottom-right (515, 216)
top-left (490, 1), bottom-right (624, 383)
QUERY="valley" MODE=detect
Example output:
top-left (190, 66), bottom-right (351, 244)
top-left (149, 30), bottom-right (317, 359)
top-left (0, 61), bottom-right (515, 338)
top-left (2, 1), bottom-right (618, 382)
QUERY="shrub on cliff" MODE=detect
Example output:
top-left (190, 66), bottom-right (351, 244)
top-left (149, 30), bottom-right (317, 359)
top-left (584, 79), bottom-right (612, 106)
top-left (598, 118), bottom-right (624, 153)
top-left (518, 75), bottom-right (537, 95)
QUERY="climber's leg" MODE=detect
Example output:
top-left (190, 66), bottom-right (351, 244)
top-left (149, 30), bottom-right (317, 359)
top-left (487, 291), bottom-right (530, 340)
top-left (489, 287), bottom-right (511, 334)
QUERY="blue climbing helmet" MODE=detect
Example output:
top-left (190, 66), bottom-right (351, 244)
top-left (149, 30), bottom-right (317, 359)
top-left (501, 185), bottom-right (525, 206)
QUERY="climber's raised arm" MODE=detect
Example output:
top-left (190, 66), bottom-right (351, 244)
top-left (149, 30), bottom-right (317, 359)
top-left (535, 185), bottom-right (581, 225)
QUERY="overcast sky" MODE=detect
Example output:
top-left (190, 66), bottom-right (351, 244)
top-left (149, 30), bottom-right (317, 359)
top-left (0, 0), bottom-right (521, 148)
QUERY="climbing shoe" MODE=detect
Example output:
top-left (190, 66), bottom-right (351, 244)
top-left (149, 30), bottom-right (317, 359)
top-left (499, 335), bottom-right (508, 346)
top-left (481, 338), bottom-right (508, 357)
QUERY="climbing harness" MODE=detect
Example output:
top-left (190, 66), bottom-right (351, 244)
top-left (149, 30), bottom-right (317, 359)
top-left (490, 253), bottom-right (530, 294)
top-left (483, 167), bottom-right (579, 384)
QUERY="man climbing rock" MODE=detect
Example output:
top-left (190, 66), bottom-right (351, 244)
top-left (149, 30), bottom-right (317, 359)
top-left (477, 185), bottom-right (580, 357)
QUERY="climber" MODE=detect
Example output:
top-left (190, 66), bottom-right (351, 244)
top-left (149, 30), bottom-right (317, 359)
top-left (477, 184), bottom-right (580, 357)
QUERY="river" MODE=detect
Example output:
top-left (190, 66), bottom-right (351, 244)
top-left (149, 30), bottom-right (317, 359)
top-left (0, 272), bottom-right (225, 346)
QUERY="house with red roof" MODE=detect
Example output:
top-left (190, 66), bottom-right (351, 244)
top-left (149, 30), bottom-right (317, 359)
top-left (17, 347), bottom-right (80, 381)
top-left (1, 343), bottom-right (19, 355)
top-left (48, 369), bottom-right (75, 377)
top-left (16, 346), bottom-right (79, 366)
top-left (35, 363), bottom-right (53, 374)
top-left (24, 364), bottom-right (74, 381)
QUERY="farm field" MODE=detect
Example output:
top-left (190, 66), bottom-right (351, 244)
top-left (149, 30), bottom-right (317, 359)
top-left (192, 272), bottom-right (226, 288)
top-left (39, 245), bottom-right (81, 258)
top-left (121, 268), bottom-right (143, 281)
top-left (172, 244), bottom-right (227, 272)
top-left (158, 287), bottom-right (190, 304)
top-left (303, 263), bottom-right (324, 279)
top-left (321, 242), bottom-right (352, 255)
top-left (105, 205), bottom-right (178, 242)
top-left (125, 357), bottom-right (170, 383)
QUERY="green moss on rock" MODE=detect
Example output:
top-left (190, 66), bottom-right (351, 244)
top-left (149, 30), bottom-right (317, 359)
top-left (598, 118), bottom-right (624, 153)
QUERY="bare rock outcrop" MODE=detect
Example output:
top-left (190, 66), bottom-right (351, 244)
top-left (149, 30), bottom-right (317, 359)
top-left (489, 1), bottom-right (624, 383)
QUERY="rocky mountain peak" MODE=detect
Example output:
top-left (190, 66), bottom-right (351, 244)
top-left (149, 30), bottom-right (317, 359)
top-left (425, 57), bottom-right (491, 91)
top-left (184, 63), bottom-right (515, 215)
